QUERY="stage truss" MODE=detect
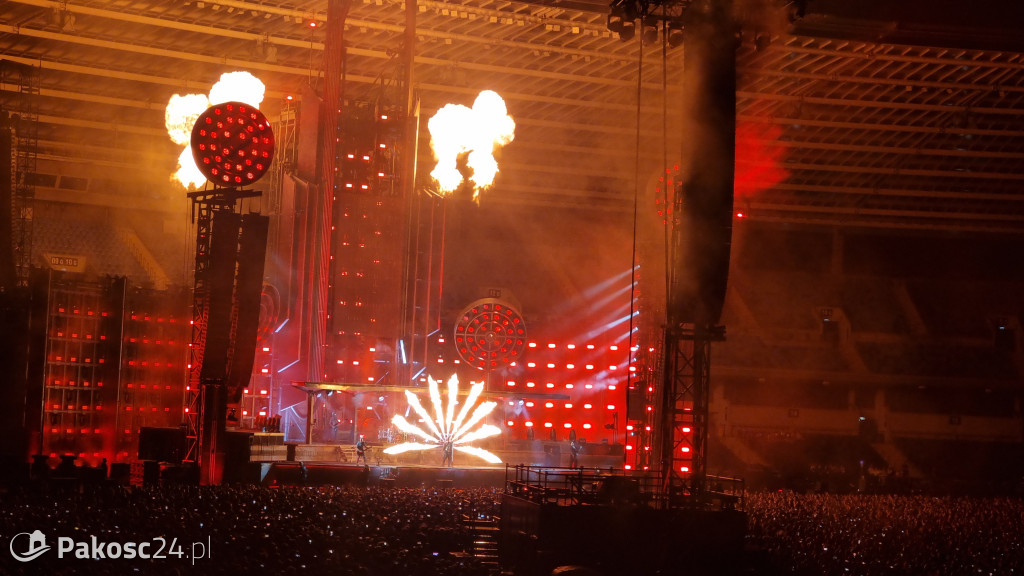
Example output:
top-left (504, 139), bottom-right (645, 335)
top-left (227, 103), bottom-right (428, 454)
top-left (659, 324), bottom-right (724, 503)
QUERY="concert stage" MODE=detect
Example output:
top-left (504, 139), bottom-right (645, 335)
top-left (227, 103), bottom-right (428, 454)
top-left (226, 432), bottom-right (627, 488)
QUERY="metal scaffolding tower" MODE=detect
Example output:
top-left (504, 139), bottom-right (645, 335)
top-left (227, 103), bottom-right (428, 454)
top-left (659, 323), bottom-right (724, 503)
top-left (1, 60), bottom-right (38, 284)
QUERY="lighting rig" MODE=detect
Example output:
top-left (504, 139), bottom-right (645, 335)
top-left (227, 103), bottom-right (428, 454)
top-left (608, 0), bottom-right (806, 47)
top-left (606, 0), bottom-right (689, 45)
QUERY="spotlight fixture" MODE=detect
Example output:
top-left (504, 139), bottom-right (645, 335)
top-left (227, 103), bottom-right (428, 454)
top-left (607, 5), bottom-right (626, 33)
top-left (754, 32), bottom-right (771, 52)
top-left (641, 18), bottom-right (659, 45)
top-left (607, 1), bottom-right (687, 46)
top-left (618, 19), bottom-right (636, 42)
top-left (667, 20), bottom-right (684, 47)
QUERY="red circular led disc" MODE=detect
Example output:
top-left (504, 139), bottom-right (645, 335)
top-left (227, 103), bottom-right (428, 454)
top-left (190, 101), bottom-right (275, 187)
top-left (454, 298), bottom-right (527, 370)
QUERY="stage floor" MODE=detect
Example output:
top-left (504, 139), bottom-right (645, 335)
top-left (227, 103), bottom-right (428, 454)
top-left (247, 439), bottom-right (624, 470)
top-left (254, 460), bottom-right (509, 489)
top-left (238, 438), bottom-right (626, 488)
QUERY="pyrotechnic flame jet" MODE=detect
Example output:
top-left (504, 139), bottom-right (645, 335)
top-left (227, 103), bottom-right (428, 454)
top-left (384, 374), bottom-right (502, 464)
top-left (428, 90), bottom-right (515, 202)
top-left (164, 71), bottom-right (266, 189)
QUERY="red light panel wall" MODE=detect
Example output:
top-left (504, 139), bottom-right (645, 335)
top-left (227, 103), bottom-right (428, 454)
top-left (116, 287), bottom-right (190, 461)
top-left (428, 337), bottom-right (631, 446)
top-left (41, 278), bottom-right (124, 466)
top-left (328, 102), bottom-right (405, 384)
top-left (38, 277), bottom-right (189, 467)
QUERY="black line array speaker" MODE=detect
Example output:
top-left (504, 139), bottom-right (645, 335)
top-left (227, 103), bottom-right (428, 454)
top-left (669, 6), bottom-right (737, 327)
top-left (626, 385), bottom-right (647, 421)
top-left (200, 210), bottom-right (242, 383)
top-left (226, 213), bottom-right (269, 404)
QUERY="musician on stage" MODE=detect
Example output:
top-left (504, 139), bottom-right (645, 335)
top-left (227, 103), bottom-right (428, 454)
top-left (568, 429), bottom-right (581, 468)
top-left (441, 439), bottom-right (454, 467)
top-left (355, 435), bottom-right (368, 466)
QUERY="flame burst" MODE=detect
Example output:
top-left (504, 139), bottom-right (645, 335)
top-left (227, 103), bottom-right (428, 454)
top-left (165, 71), bottom-right (266, 189)
top-left (208, 71), bottom-right (266, 107)
top-left (383, 374), bottom-right (502, 464)
top-left (428, 90), bottom-right (515, 201)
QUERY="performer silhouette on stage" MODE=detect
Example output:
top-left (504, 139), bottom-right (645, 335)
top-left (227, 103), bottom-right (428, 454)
top-left (441, 439), bottom-right (454, 467)
top-left (568, 429), bottom-right (581, 468)
top-left (355, 435), bottom-right (368, 466)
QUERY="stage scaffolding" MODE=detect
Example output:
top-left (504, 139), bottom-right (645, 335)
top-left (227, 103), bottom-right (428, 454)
top-left (1, 59), bottom-right (38, 285)
top-left (659, 324), bottom-right (724, 502)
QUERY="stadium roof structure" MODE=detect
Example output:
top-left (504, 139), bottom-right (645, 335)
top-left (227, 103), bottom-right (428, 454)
top-left (2, 0), bottom-right (1024, 232)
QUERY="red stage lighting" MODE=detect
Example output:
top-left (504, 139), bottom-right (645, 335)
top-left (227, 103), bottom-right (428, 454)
top-left (191, 101), bottom-right (275, 187)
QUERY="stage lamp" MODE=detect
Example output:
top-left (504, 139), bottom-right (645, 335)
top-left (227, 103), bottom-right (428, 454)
top-left (607, 6), bottom-right (626, 33)
top-left (618, 19), bottom-right (636, 42)
top-left (754, 32), bottom-right (771, 52)
top-left (641, 18), bottom-right (659, 45)
top-left (667, 21), bottom-right (684, 47)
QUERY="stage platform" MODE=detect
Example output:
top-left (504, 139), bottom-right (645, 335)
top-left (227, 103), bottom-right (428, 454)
top-left (244, 460), bottom-right (508, 489)
top-left (236, 433), bottom-right (624, 473)
top-left (225, 431), bottom-right (628, 488)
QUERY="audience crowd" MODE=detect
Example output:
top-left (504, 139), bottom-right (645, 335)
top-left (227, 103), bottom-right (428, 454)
top-left (0, 484), bottom-right (501, 576)
top-left (745, 490), bottom-right (1024, 575)
top-left (2, 480), bottom-right (1021, 575)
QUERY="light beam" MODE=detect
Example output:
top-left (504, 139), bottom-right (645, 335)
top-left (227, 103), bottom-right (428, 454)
top-left (383, 374), bottom-right (502, 464)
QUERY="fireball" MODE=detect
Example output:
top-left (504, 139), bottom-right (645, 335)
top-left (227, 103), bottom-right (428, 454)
top-left (428, 90), bottom-right (515, 201)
